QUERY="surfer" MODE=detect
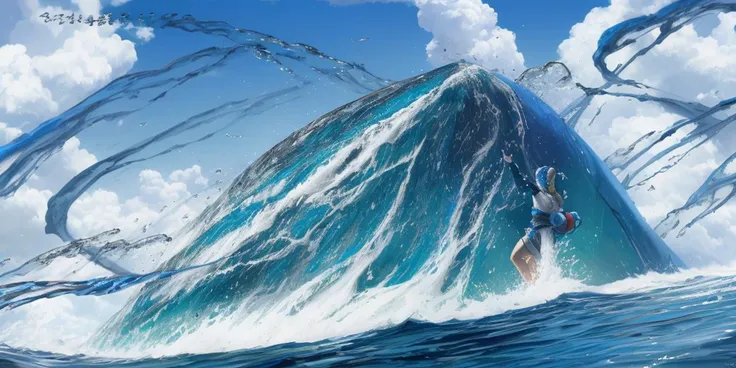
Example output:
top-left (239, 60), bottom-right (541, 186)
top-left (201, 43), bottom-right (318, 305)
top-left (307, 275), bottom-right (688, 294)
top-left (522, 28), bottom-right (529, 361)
top-left (502, 151), bottom-right (581, 283)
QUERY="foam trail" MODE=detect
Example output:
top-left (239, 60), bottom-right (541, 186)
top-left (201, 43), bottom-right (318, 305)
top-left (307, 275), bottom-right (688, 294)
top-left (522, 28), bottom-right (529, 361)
top-left (655, 152), bottom-right (736, 238)
top-left (0, 230), bottom-right (171, 281)
top-left (0, 14), bottom-right (389, 200)
top-left (45, 86), bottom-right (303, 243)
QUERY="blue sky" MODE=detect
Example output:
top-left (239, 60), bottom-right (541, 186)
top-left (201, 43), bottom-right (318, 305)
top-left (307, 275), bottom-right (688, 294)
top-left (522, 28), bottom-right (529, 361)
top-left (113, 0), bottom-right (609, 79)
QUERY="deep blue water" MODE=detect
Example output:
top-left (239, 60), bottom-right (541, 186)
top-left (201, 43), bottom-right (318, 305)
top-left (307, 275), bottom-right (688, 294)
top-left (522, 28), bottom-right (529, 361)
top-left (1, 272), bottom-right (734, 367)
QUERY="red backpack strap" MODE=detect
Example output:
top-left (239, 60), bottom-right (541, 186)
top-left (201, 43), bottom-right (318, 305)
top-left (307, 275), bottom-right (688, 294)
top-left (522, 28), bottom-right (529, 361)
top-left (564, 212), bottom-right (575, 233)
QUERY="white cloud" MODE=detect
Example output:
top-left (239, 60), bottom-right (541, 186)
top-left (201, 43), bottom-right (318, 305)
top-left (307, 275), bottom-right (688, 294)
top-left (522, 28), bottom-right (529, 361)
top-left (329, 0), bottom-right (525, 77)
top-left (0, 294), bottom-right (131, 354)
top-left (170, 165), bottom-right (209, 187)
top-left (21, 136), bottom-right (99, 193)
top-left (67, 165), bottom-right (210, 239)
top-left (0, 0), bottom-right (197, 354)
top-left (123, 23), bottom-right (155, 44)
top-left (72, 0), bottom-right (102, 16)
top-left (0, 124), bottom-right (99, 262)
top-left (0, 0), bottom-right (137, 119)
top-left (67, 188), bottom-right (155, 239)
top-left (0, 122), bottom-right (22, 143)
top-left (0, 0), bottom-right (141, 263)
top-left (0, 44), bottom-right (57, 115)
top-left (558, 0), bottom-right (736, 99)
top-left (558, 0), bottom-right (676, 87)
top-left (0, 124), bottom-right (208, 269)
top-left (139, 169), bottom-right (191, 207)
top-left (134, 26), bottom-right (155, 43)
top-left (0, 159), bottom-right (210, 269)
top-left (329, 0), bottom-right (405, 3)
top-left (60, 137), bottom-right (98, 174)
top-left (557, 0), bottom-right (736, 266)
top-left (415, 0), bottom-right (525, 76)
top-left (33, 29), bottom-right (136, 87)
top-left (0, 185), bottom-right (57, 262)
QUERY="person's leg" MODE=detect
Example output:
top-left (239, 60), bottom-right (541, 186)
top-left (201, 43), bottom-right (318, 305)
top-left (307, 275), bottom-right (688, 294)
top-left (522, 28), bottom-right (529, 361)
top-left (510, 237), bottom-right (539, 283)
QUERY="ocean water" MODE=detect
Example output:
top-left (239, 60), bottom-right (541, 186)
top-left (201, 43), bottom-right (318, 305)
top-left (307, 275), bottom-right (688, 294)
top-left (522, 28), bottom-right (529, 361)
top-left (1, 1), bottom-right (736, 367)
top-left (1, 267), bottom-right (734, 367)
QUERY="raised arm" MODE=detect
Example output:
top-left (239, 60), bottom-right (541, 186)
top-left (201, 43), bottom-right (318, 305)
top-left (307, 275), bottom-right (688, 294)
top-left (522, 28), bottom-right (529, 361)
top-left (503, 152), bottom-right (540, 195)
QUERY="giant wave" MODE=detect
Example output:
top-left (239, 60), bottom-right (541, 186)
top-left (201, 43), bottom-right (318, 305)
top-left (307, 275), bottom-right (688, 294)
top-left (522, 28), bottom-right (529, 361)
top-left (91, 62), bottom-right (682, 352)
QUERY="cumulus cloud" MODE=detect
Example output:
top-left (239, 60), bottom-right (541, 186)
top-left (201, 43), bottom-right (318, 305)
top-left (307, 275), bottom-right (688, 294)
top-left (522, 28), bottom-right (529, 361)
top-left (557, 0), bottom-right (736, 266)
top-left (0, 293), bottom-right (130, 354)
top-left (0, 186), bottom-right (55, 262)
top-left (134, 26), bottom-right (155, 43)
top-left (559, 0), bottom-right (736, 100)
top-left (0, 158), bottom-right (210, 269)
top-left (0, 0), bottom-right (137, 119)
top-left (58, 138), bottom-right (98, 175)
top-left (0, 0), bottom-right (143, 263)
top-left (0, 123), bottom-right (99, 262)
top-left (170, 165), bottom-right (209, 188)
top-left (0, 1), bottom-right (183, 292)
top-left (123, 23), bottom-right (156, 44)
top-left (0, 122), bottom-right (97, 193)
top-left (0, 122), bottom-right (22, 143)
top-left (329, 0), bottom-right (525, 77)
top-left (67, 188), bottom-right (156, 239)
top-left (32, 29), bottom-right (135, 87)
top-left (22, 137), bottom-right (99, 194)
top-left (67, 165), bottom-right (210, 239)
top-left (0, 44), bottom-right (57, 115)
top-left (558, 0), bottom-right (674, 87)
top-left (139, 169), bottom-right (191, 207)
